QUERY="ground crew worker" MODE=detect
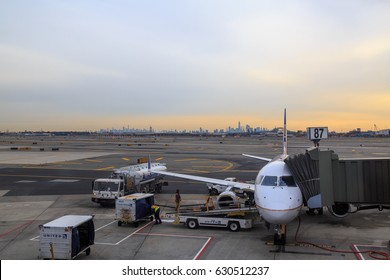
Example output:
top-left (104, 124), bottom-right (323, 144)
top-left (151, 205), bottom-right (161, 224)
top-left (175, 189), bottom-right (181, 212)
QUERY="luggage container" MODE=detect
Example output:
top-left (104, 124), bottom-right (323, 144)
top-left (39, 215), bottom-right (94, 259)
top-left (115, 193), bottom-right (154, 227)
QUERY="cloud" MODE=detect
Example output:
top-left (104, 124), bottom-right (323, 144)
top-left (1, 1), bottom-right (390, 131)
top-left (351, 38), bottom-right (390, 60)
top-left (0, 45), bottom-right (126, 89)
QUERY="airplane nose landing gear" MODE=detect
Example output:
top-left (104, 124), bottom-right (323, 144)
top-left (274, 224), bottom-right (286, 245)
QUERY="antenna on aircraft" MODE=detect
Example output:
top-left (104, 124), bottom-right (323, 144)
top-left (283, 108), bottom-right (287, 157)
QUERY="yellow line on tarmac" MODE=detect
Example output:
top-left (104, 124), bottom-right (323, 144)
top-left (95, 166), bottom-right (115, 171)
top-left (85, 159), bottom-right (102, 163)
top-left (155, 157), bottom-right (164, 161)
top-left (122, 157), bottom-right (130, 161)
top-left (223, 162), bottom-right (234, 171)
top-left (192, 165), bottom-right (228, 168)
top-left (175, 158), bottom-right (198, 162)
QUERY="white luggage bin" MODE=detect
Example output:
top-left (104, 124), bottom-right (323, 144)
top-left (39, 215), bottom-right (95, 259)
top-left (115, 193), bottom-right (154, 227)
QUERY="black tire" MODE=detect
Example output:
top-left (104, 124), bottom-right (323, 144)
top-left (273, 232), bottom-right (286, 245)
top-left (228, 221), bottom-right (240, 232)
top-left (133, 222), bottom-right (139, 228)
top-left (150, 216), bottom-right (154, 222)
top-left (187, 219), bottom-right (199, 229)
top-left (118, 221), bottom-right (122, 227)
top-left (210, 188), bottom-right (219, 195)
top-left (86, 248), bottom-right (91, 256)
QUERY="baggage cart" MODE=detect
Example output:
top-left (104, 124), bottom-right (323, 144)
top-left (115, 193), bottom-right (154, 227)
top-left (39, 215), bottom-right (95, 259)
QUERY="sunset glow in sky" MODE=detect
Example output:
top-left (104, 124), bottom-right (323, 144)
top-left (1, 0), bottom-right (389, 132)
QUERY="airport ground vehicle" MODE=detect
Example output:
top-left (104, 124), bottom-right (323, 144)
top-left (115, 193), bottom-right (155, 227)
top-left (207, 177), bottom-right (237, 195)
top-left (39, 215), bottom-right (95, 260)
top-left (178, 208), bottom-right (256, 232)
top-left (91, 161), bottom-right (167, 206)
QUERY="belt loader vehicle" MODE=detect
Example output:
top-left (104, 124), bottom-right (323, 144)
top-left (177, 208), bottom-right (257, 232)
top-left (39, 215), bottom-right (95, 260)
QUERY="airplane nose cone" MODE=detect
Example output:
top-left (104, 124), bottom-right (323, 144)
top-left (258, 205), bottom-right (301, 224)
top-left (256, 185), bottom-right (302, 224)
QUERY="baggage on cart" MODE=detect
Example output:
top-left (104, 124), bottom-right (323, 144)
top-left (116, 193), bottom-right (155, 227)
top-left (39, 215), bottom-right (95, 259)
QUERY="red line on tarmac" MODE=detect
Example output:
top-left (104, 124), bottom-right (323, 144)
top-left (193, 236), bottom-right (214, 260)
top-left (350, 244), bottom-right (364, 260)
top-left (0, 220), bottom-right (33, 239)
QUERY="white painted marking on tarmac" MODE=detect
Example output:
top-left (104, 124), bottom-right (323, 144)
top-left (94, 221), bottom-right (155, 246)
top-left (193, 237), bottom-right (213, 260)
top-left (0, 190), bottom-right (10, 196)
top-left (16, 180), bottom-right (37, 183)
top-left (135, 232), bottom-right (211, 239)
top-left (351, 244), bottom-right (388, 260)
top-left (134, 231), bottom-right (213, 260)
top-left (93, 220), bottom-right (158, 245)
top-left (114, 221), bottom-right (154, 245)
top-left (95, 220), bottom-right (117, 231)
top-left (49, 179), bottom-right (79, 183)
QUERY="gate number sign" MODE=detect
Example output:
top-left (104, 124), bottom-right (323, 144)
top-left (307, 127), bottom-right (328, 140)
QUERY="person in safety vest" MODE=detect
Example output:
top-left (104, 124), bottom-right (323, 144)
top-left (151, 205), bottom-right (161, 224)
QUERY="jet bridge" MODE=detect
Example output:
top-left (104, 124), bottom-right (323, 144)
top-left (285, 147), bottom-right (390, 216)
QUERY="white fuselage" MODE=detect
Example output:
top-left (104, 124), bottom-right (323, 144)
top-left (254, 157), bottom-right (303, 224)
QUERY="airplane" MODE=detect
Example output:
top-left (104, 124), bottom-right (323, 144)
top-left (153, 109), bottom-right (303, 245)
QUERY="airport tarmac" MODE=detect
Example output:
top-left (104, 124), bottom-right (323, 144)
top-left (0, 135), bottom-right (389, 260)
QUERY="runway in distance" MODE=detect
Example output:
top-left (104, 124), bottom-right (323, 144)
top-left (155, 109), bottom-right (303, 244)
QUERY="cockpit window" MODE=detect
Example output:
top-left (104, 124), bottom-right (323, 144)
top-left (255, 175), bottom-right (263, 185)
top-left (261, 176), bottom-right (278, 186)
top-left (280, 176), bottom-right (296, 187)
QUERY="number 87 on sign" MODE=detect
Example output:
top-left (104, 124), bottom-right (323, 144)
top-left (307, 127), bottom-right (328, 140)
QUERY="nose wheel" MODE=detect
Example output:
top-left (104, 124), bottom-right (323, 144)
top-left (274, 224), bottom-right (286, 245)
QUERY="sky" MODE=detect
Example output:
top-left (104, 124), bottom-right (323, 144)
top-left (1, 0), bottom-right (389, 132)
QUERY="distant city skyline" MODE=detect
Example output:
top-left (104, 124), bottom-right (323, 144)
top-left (3, 120), bottom-right (388, 135)
top-left (97, 120), bottom-right (270, 134)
